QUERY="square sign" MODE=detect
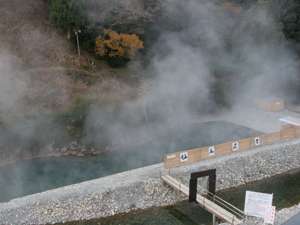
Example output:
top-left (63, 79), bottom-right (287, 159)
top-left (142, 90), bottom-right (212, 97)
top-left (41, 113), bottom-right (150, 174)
top-left (232, 141), bottom-right (240, 151)
top-left (180, 152), bottom-right (189, 162)
top-left (254, 137), bottom-right (261, 146)
top-left (244, 191), bottom-right (273, 220)
top-left (208, 146), bottom-right (216, 156)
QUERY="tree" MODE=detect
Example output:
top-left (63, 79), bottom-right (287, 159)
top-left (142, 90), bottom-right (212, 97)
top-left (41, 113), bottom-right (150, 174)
top-left (48, 0), bottom-right (98, 52)
top-left (48, 0), bottom-right (88, 36)
top-left (95, 29), bottom-right (144, 66)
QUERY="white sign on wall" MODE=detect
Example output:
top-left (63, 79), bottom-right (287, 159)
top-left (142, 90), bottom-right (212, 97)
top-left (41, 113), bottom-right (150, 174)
top-left (244, 191), bottom-right (273, 220)
top-left (232, 141), bottom-right (240, 151)
top-left (180, 152), bottom-right (189, 162)
top-left (254, 137), bottom-right (261, 146)
top-left (208, 146), bottom-right (216, 156)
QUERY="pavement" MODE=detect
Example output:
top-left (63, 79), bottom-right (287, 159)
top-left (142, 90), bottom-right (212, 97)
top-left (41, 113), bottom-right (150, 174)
top-left (282, 213), bottom-right (300, 225)
top-left (193, 104), bottom-right (300, 134)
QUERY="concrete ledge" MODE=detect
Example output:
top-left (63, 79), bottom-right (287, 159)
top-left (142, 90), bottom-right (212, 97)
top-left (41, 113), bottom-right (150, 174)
top-left (0, 140), bottom-right (300, 225)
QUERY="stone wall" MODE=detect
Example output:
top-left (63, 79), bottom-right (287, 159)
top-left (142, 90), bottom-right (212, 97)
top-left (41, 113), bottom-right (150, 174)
top-left (0, 139), bottom-right (299, 225)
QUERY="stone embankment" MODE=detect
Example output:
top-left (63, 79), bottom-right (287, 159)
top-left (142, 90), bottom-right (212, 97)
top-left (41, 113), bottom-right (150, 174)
top-left (53, 141), bottom-right (105, 157)
top-left (0, 139), bottom-right (300, 225)
top-left (0, 142), bottom-right (106, 168)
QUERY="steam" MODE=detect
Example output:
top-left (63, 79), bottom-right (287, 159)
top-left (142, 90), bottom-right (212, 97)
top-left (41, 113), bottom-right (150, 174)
top-left (0, 0), bottom-right (297, 161)
top-left (84, 0), bottom-right (299, 151)
top-left (0, 53), bottom-right (27, 116)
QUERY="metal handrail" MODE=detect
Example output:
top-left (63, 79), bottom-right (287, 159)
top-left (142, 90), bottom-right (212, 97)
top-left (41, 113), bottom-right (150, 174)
top-left (212, 198), bottom-right (244, 219)
top-left (204, 190), bottom-right (244, 213)
top-left (204, 194), bottom-right (245, 219)
top-left (203, 190), bottom-right (245, 219)
top-left (209, 197), bottom-right (244, 216)
top-left (207, 199), bottom-right (243, 217)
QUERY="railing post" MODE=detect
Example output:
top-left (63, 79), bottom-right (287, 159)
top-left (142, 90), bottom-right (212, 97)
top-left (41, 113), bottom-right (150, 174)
top-left (212, 214), bottom-right (216, 225)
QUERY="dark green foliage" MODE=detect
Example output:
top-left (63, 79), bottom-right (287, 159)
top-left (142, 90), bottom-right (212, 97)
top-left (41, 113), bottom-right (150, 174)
top-left (105, 57), bottom-right (131, 68)
top-left (48, 0), bottom-right (87, 31)
top-left (79, 25), bottom-right (98, 52)
top-left (48, 0), bottom-right (97, 51)
top-left (272, 0), bottom-right (300, 43)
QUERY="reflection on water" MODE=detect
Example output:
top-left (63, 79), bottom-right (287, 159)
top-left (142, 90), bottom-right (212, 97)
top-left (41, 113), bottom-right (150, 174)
top-left (0, 121), bottom-right (257, 202)
top-left (58, 169), bottom-right (300, 225)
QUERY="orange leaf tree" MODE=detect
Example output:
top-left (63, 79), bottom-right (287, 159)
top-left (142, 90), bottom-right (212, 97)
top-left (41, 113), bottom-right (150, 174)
top-left (95, 30), bottom-right (144, 65)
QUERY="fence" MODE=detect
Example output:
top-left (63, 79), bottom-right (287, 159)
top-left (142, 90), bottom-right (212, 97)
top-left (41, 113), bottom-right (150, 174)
top-left (164, 125), bottom-right (300, 169)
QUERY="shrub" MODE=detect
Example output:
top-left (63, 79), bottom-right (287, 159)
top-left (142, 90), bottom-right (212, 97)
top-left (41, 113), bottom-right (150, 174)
top-left (95, 29), bottom-right (144, 66)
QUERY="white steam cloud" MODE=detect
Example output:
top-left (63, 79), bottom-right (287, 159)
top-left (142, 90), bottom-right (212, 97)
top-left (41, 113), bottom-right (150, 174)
top-left (84, 0), bottom-right (299, 151)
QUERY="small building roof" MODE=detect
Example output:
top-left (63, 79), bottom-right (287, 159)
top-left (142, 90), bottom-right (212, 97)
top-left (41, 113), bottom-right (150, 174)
top-left (279, 116), bottom-right (300, 126)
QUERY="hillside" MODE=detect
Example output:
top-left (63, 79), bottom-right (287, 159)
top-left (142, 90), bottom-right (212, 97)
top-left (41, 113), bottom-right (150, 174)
top-left (0, 0), bottom-right (73, 67)
top-left (0, 0), bottom-right (143, 163)
top-left (0, 0), bottom-right (299, 164)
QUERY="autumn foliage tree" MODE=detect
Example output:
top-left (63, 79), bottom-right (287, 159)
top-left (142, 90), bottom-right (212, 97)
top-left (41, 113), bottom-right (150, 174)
top-left (95, 30), bottom-right (144, 66)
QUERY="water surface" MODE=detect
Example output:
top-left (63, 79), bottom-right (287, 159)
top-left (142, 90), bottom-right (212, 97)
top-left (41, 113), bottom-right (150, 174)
top-left (0, 121), bottom-right (258, 202)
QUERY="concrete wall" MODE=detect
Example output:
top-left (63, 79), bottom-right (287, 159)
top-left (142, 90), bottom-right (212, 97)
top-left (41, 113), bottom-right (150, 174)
top-left (0, 139), bottom-right (300, 225)
top-left (164, 126), bottom-right (300, 168)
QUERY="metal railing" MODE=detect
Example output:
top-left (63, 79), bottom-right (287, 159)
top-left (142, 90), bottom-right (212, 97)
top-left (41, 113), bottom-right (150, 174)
top-left (203, 190), bottom-right (246, 221)
top-left (161, 175), bottom-right (243, 225)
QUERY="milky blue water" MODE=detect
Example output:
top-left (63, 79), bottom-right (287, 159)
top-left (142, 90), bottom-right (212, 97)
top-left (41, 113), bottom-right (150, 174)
top-left (0, 121), bottom-right (258, 202)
